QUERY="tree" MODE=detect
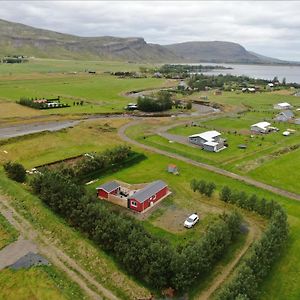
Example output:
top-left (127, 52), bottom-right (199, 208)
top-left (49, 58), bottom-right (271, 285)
top-left (3, 161), bottom-right (26, 182)
top-left (186, 101), bottom-right (192, 110)
top-left (190, 179), bottom-right (198, 192)
top-left (205, 182), bottom-right (216, 197)
top-left (220, 186), bottom-right (232, 202)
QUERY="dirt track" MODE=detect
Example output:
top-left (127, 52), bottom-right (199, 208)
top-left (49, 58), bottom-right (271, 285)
top-left (0, 195), bottom-right (119, 300)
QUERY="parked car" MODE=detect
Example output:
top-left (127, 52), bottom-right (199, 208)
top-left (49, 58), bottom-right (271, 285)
top-left (184, 213), bottom-right (199, 228)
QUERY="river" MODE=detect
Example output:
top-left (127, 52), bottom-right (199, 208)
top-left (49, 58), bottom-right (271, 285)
top-left (197, 63), bottom-right (300, 84)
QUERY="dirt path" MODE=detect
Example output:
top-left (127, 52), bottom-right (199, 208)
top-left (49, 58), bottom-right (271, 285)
top-left (196, 221), bottom-right (260, 300)
top-left (119, 120), bottom-right (300, 202)
top-left (0, 236), bottom-right (37, 270)
top-left (0, 195), bottom-right (119, 300)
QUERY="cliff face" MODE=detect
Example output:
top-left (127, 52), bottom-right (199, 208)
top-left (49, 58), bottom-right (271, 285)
top-left (0, 18), bottom-right (290, 64)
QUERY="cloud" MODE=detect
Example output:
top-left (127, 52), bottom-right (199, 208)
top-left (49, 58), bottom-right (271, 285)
top-left (0, 1), bottom-right (299, 60)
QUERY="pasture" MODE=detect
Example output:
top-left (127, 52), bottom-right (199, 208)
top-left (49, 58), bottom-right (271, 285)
top-left (0, 266), bottom-right (87, 300)
top-left (0, 212), bottom-right (18, 249)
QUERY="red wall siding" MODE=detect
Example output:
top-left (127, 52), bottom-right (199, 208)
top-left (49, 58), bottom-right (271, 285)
top-left (129, 186), bottom-right (168, 212)
top-left (98, 189), bottom-right (109, 199)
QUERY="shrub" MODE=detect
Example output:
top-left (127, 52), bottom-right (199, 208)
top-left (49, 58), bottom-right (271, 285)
top-left (3, 161), bottom-right (26, 182)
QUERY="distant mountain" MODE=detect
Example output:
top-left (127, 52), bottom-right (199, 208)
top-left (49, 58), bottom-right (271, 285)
top-left (0, 18), bottom-right (297, 64)
top-left (164, 41), bottom-right (295, 64)
top-left (0, 19), bottom-right (179, 62)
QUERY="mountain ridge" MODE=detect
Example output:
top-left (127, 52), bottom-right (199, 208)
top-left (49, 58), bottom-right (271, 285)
top-left (0, 18), bottom-right (297, 64)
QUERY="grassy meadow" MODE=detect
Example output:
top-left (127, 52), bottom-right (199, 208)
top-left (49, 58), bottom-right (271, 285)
top-left (0, 58), bottom-right (174, 119)
top-left (0, 212), bottom-right (18, 249)
top-left (0, 266), bottom-right (87, 300)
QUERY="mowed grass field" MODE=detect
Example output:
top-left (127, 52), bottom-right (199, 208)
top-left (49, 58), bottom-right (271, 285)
top-left (0, 266), bottom-right (87, 300)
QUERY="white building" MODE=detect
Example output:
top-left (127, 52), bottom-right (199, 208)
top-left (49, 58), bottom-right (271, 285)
top-left (274, 102), bottom-right (293, 110)
top-left (250, 122), bottom-right (271, 133)
top-left (188, 130), bottom-right (226, 152)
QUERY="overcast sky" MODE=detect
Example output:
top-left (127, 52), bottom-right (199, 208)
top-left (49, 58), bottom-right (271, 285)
top-left (1, 1), bottom-right (300, 60)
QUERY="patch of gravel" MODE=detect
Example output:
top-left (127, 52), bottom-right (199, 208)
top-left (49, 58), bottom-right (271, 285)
top-left (9, 251), bottom-right (50, 270)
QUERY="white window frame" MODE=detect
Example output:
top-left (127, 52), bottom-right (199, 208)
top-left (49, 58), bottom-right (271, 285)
top-left (131, 200), bottom-right (137, 207)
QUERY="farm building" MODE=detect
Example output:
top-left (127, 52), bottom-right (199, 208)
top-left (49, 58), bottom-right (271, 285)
top-left (274, 110), bottom-right (294, 122)
top-left (188, 130), bottom-right (226, 152)
top-left (96, 180), bottom-right (170, 213)
top-left (250, 122), bottom-right (274, 133)
top-left (274, 102), bottom-right (293, 110)
top-left (167, 164), bottom-right (179, 174)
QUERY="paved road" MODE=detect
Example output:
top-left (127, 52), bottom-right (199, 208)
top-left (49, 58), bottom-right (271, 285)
top-left (0, 196), bottom-right (120, 300)
top-left (119, 120), bottom-right (300, 202)
top-left (0, 120), bottom-right (80, 139)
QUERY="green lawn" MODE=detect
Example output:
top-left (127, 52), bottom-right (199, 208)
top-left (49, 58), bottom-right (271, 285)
top-left (127, 116), bottom-right (300, 171)
top-left (0, 119), bottom-right (126, 168)
top-left (0, 212), bottom-right (18, 250)
top-left (0, 73), bottom-right (167, 115)
top-left (0, 58), bottom-right (152, 75)
top-left (0, 266), bottom-right (87, 300)
top-left (185, 90), bottom-right (300, 110)
top-left (248, 147), bottom-right (300, 194)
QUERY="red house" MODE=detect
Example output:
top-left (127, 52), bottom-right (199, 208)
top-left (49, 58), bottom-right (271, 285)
top-left (128, 180), bottom-right (169, 212)
top-left (96, 181), bottom-right (120, 199)
top-left (96, 180), bottom-right (170, 213)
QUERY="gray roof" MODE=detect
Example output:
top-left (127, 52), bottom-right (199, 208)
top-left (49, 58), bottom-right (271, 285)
top-left (281, 110), bottom-right (294, 118)
top-left (96, 181), bottom-right (120, 192)
top-left (130, 180), bottom-right (167, 203)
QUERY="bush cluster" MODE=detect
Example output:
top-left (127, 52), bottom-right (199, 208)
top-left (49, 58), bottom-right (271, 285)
top-left (29, 167), bottom-right (242, 292)
top-left (219, 186), bottom-right (280, 218)
top-left (3, 161), bottom-right (26, 182)
top-left (137, 91), bottom-right (172, 112)
top-left (72, 145), bottom-right (134, 179)
top-left (191, 179), bottom-right (216, 197)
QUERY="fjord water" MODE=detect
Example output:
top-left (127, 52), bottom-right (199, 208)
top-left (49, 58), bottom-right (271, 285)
top-left (200, 63), bottom-right (300, 83)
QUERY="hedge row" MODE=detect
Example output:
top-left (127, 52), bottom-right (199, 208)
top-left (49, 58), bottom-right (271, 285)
top-left (30, 167), bottom-right (242, 292)
top-left (215, 186), bottom-right (289, 299)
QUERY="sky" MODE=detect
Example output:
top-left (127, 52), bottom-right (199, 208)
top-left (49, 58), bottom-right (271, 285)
top-left (1, 1), bottom-right (300, 61)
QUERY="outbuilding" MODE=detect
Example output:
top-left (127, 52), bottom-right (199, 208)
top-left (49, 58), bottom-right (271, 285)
top-left (96, 181), bottom-right (120, 199)
top-left (275, 110), bottom-right (294, 122)
top-left (274, 102), bottom-right (293, 110)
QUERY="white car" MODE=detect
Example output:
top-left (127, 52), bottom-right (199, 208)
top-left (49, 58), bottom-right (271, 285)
top-left (184, 213), bottom-right (199, 228)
